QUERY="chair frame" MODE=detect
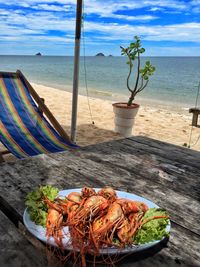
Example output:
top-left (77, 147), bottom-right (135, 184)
top-left (0, 70), bottom-right (71, 162)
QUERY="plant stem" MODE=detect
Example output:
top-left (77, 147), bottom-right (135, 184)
top-left (126, 53), bottom-right (133, 93)
top-left (127, 50), bottom-right (141, 106)
top-left (128, 96), bottom-right (134, 106)
top-left (134, 50), bottom-right (140, 92)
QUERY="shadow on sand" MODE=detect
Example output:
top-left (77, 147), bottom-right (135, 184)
top-left (62, 123), bottom-right (123, 147)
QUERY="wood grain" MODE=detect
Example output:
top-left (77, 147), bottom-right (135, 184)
top-left (0, 211), bottom-right (47, 267)
top-left (0, 136), bottom-right (200, 266)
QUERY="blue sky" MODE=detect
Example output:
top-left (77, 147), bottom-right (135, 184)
top-left (0, 0), bottom-right (200, 56)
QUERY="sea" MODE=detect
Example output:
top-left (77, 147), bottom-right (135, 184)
top-left (0, 55), bottom-right (200, 111)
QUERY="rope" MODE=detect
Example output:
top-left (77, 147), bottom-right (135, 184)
top-left (188, 81), bottom-right (200, 148)
top-left (81, 0), bottom-right (95, 125)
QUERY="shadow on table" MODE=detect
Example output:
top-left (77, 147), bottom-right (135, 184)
top-left (0, 123), bottom-right (122, 163)
top-left (85, 237), bottom-right (169, 266)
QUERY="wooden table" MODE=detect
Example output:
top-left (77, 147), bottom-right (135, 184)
top-left (0, 136), bottom-right (200, 267)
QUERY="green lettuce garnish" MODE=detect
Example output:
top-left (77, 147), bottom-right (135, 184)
top-left (25, 185), bottom-right (59, 226)
top-left (134, 208), bottom-right (170, 244)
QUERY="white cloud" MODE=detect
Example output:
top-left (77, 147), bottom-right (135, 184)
top-left (83, 0), bottom-right (188, 15)
top-left (0, 0), bottom-right (200, 55)
top-left (149, 7), bottom-right (165, 12)
top-left (0, 0), bottom-right (70, 4)
top-left (31, 4), bottom-right (69, 12)
top-left (83, 21), bottom-right (200, 43)
top-left (0, 8), bottom-right (75, 32)
top-left (107, 14), bottom-right (158, 21)
top-left (0, 0), bottom-right (189, 19)
top-left (0, 4), bottom-right (200, 44)
top-left (190, 0), bottom-right (200, 12)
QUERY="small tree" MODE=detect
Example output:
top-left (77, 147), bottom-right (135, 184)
top-left (121, 36), bottom-right (156, 106)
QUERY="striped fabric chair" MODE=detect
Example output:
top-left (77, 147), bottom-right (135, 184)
top-left (0, 70), bottom-right (77, 161)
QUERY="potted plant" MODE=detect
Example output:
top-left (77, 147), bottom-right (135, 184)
top-left (112, 36), bottom-right (156, 137)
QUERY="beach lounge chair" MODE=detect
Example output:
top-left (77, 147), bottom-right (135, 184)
top-left (0, 70), bottom-right (77, 161)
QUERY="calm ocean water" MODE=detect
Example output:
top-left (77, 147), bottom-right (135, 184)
top-left (0, 55), bottom-right (200, 109)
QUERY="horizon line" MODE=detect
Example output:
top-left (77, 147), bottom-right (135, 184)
top-left (0, 54), bottom-right (200, 57)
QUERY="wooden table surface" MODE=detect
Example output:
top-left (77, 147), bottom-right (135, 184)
top-left (0, 210), bottom-right (48, 267)
top-left (0, 136), bottom-right (200, 267)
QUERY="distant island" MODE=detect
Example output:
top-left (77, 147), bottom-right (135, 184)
top-left (95, 53), bottom-right (113, 57)
top-left (95, 53), bottom-right (105, 57)
top-left (35, 52), bottom-right (42, 56)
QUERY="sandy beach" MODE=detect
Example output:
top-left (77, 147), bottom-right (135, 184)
top-left (33, 83), bottom-right (200, 151)
top-left (1, 83), bottom-right (200, 161)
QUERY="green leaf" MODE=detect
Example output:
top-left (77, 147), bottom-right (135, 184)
top-left (120, 35), bottom-right (156, 96)
top-left (134, 208), bottom-right (169, 244)
top-left (130, 43), bottom-right (135, 49)
top-left (25, 185), bottom-right (59, 226)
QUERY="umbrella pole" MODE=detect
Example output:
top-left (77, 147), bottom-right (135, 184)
top-left (71, 0), bottom-right (83, 142)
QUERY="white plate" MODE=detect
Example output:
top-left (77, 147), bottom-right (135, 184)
top-left (23, 188), bottom-right (170, 254)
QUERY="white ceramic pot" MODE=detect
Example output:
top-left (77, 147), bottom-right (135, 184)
top-left (112, 102), bottom-right (140, 137)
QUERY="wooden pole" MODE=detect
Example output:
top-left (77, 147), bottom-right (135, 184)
top-left (71, 0), bottom-right (83, 142)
